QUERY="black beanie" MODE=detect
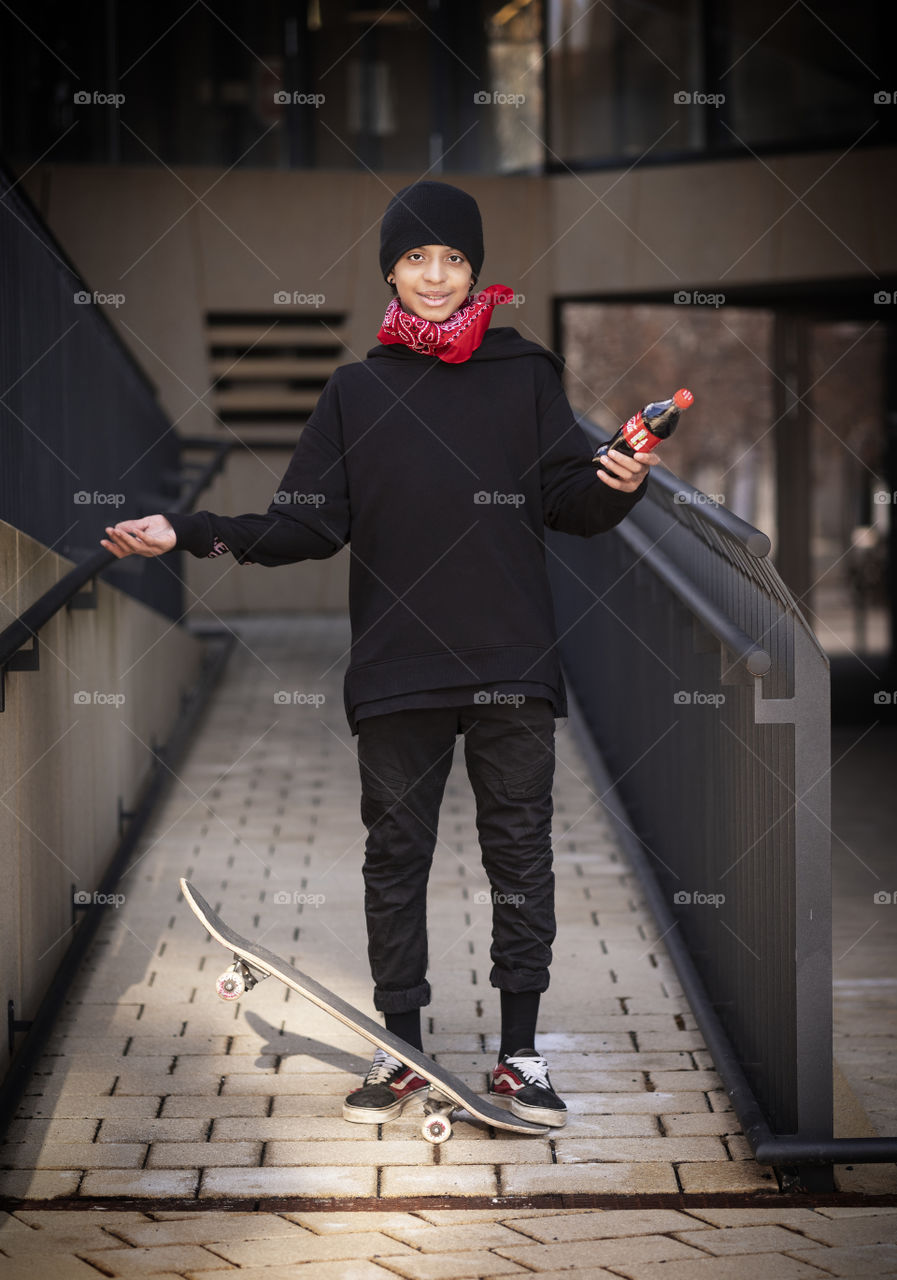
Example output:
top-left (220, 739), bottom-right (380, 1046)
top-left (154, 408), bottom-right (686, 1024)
top-left (379, 181), bottom-right (484, 284)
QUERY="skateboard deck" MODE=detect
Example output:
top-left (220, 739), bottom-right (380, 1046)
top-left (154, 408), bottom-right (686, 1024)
top-left (180, 879), bottom-right (550, 1142)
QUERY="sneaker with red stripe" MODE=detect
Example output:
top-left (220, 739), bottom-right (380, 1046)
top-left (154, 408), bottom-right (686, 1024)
top-left (489, 1047), bottom-right (567, 1126)
top-left (343, 1047), bottom-right (430, 1123)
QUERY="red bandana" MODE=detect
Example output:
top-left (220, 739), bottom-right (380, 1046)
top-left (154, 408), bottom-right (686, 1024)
top-left (376, 283), bottom-right (515, 363)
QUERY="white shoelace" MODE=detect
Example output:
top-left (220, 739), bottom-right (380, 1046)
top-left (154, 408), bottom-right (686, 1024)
top-left (363, 1047), bottom-right (403, 1086)
top-left (506, 1052), bottom-right (550, 1087)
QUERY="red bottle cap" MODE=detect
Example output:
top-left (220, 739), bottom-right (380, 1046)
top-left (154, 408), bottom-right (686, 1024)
top-left (673, 388), bottom-right (694, 409)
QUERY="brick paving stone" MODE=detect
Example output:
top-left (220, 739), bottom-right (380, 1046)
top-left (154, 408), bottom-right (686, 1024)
top-left (494, 1234), bottom-right (706, 1271)
top-left (0, 1170), bottom-right (80, 1198)
top-left (644, 1072), bottom-right (723, 1091)
top-left (221, 1073), bottom-right (349, 1095)
top-left (0, 1222), bottom-right (126, 1255)
top-left (813, 1208), bottom-right (897, 1218)
top-left (210, 1117), bottom-right (376, 1141)
top-left (98, 1118), bottom-right (209, 1143)
top-left (506, 1210), bottom-right (712, 1241)
top-left (199, 1166), bottom-right (378, 1197)
top-left (373, 1222), bottom-right (541, 1252)
top-left (207, 1230), bottom-right (414, 1267)
top-left (477, 1271), bottom-right (621, 1280)
top-left (16, 1096), bottom-right (162, 1120)
top-left (613, 1259), bottom-right (831, 1280)
top-left (364, 1253), bottom-right (528, 1280)
top-left (676, 1162), bottom-right (779, 1191)
top-left (284, 1211), bottom-right (428, 1234)
top-left (0, 1254), bottom-right (108, 1279)
top-left (263, 1140), bottom-right (434, 1166)
top-left (161, 1096), bottom-right (270, 1118)
top-left (788, 1216), bottom-right (897, 1248)
top-left (196, 1265), bottom-right (401, 1280)
top-left (660, 1113), bottom-right (743, 1136)
top-left (555, 1137), bottom-right (727, 1162)
top-left (380, 1165), bottom-right (498, 1197)
top-left (501, 1163), bottom-right (679, 1194)
top-left (566, 1092), bottom-right (711, 1115)
top-left (2, 1118), bottom-right (98, 1143)
top-left (684, 1209), bottom-right (837, 1228)
top-left (1, 1142), bottom-right (146, 1170)
top-left (437, 1140), bottom-right (554, 1164)
top-left (412, 1210), bottom-right (596, 1224)
top-left (79, 1170), bottom-right (200, 1197)
top-left (13, 1210), bottom-right (156, 1227)
top-left (109, 1215), bottom-right (310, 1247)
top-left (79, 1244), bottom-right (230, 1274)
top-left (146, 1140), bottom-right (262, 1168)
top-left (784, 1243), bottom-right (897, 1274)
top-left (673, 1225), bottom-right (820, 1254)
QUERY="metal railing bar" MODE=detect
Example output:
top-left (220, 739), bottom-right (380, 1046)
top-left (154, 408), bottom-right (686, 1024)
top-left (566, 685), bottom-right (897, 1166)
top-left (614, 519), bottom-right (772, 677)
top-left (0, 441), bottom-right (234, 670)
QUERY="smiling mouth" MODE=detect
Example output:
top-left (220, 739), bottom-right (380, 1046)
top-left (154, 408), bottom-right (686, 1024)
top-left (419, 293), bottom-right (450, 303)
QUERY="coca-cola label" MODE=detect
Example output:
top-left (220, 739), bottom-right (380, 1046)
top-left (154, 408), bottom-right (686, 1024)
top-left (620, 412), bottom-right (663, 453)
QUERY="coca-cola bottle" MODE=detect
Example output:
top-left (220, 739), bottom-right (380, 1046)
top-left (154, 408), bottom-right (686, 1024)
top-left (593, 388), bottom-right (693, 469)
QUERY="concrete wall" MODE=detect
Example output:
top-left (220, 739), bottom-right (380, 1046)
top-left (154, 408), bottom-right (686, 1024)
top-left (19, 151), bottom-right (896, 615)
top-left (0, 520), bottom-right (204, 1079)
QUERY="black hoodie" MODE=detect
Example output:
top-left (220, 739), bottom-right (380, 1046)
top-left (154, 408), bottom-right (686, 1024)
top-left (165, 327), bottom-right (647, 733)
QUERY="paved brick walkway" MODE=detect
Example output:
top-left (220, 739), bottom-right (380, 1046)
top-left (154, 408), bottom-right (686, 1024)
top-left (3, 616), bottom-right (896, 1274)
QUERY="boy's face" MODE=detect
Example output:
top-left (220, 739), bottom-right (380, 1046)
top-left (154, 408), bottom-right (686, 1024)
top-left (388, 244), bottom-right (475, 322)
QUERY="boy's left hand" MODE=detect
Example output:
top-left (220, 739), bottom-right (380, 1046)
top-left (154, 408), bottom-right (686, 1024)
top-left (596, 448), bottom-right (661, 492)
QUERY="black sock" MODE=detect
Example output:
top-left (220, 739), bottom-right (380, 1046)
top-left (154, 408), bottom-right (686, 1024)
top-left (384, 1008), bottom-right (423, 1052)
top-left (499, 990), bottom-right (541, 1059)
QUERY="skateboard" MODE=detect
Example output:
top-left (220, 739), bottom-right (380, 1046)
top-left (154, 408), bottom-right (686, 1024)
top-left (179, 879), bottom-right (550, 1143)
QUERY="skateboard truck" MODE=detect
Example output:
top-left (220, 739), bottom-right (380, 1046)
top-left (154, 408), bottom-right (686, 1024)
top-left (216, 955), bottom-right (268, 1002)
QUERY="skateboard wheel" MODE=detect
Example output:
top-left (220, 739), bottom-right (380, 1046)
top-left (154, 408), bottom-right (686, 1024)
top-left (216, 966), bottom-right (246, 1001)
top-left (421, 1114), bottom-right (452, 1144)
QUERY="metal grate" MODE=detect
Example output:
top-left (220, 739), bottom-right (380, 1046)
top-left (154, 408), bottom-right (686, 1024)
top-left (548, 416), bottom-right (831, 1142)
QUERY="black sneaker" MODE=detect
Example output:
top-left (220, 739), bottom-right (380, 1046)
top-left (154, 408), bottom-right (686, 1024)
top-left (343, 1047), bottom-right (430, 1124)
top-left (489, 1047), bottom-right (567, 1126)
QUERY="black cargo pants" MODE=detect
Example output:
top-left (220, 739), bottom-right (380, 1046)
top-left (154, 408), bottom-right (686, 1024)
top-left (356, 696), bottom-right (557, 1013)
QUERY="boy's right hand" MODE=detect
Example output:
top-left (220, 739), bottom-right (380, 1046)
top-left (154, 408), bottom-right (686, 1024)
top-left (101, 515), bottom-right (176, 559)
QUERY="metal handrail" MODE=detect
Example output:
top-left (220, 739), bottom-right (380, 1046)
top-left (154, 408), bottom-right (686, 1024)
top-left (0, 441), bottom-right (232, 670)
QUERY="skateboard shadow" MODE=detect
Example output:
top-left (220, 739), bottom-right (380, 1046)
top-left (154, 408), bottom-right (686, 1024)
top-left (241, 1008), bottom-right (371, 1076)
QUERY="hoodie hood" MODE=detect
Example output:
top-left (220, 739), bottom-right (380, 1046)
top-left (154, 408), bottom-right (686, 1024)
top-left (365, 326), bottom-right (565, 378)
